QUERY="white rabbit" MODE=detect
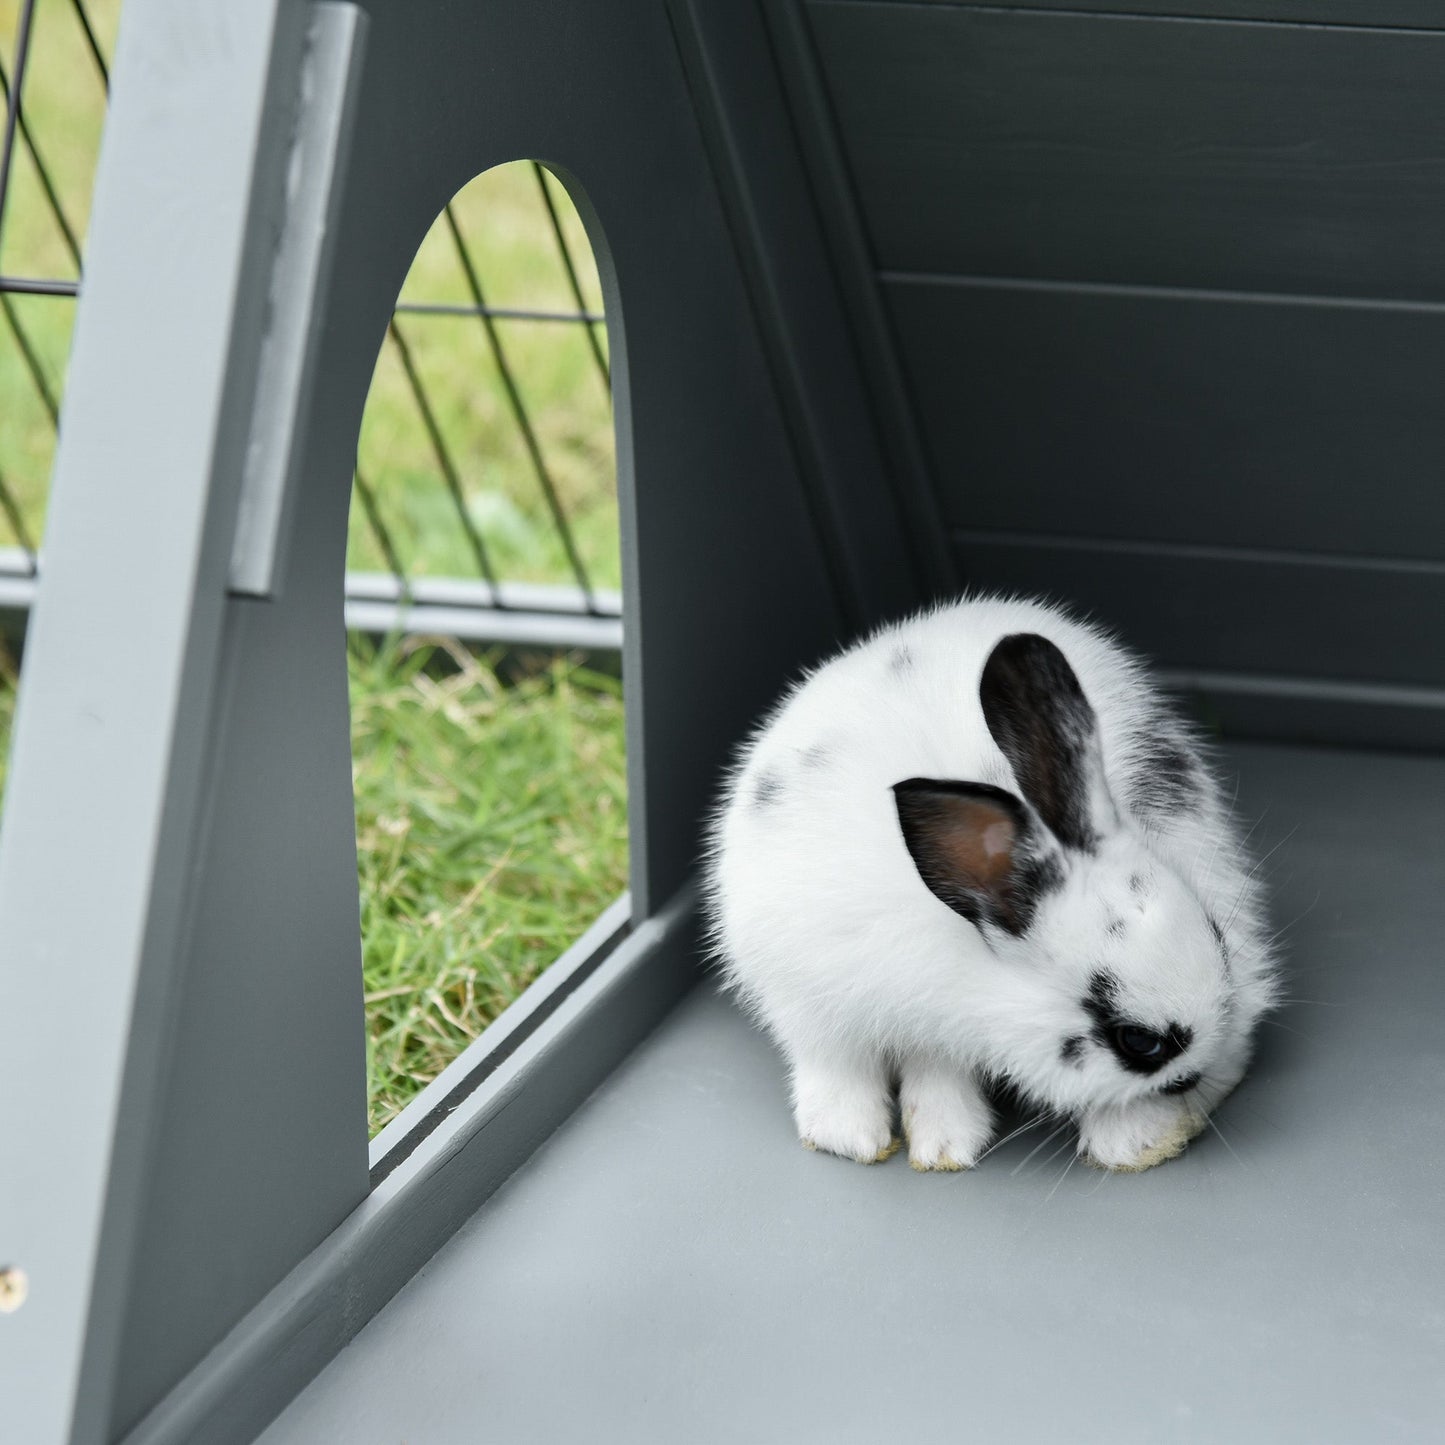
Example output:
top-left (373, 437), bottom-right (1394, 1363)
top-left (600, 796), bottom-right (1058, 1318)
top-left (705, 594), bottom-right (1278, 1173)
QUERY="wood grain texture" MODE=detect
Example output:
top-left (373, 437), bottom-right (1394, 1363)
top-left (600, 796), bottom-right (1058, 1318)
top-left (951, 528), bottom-right (1445, 688)
top-left (887, 276), bottom-right (1445, 561)
top-left (0, 8), bottom-right (365, 1445)
top-left (664, 0), bottom-right (939, 622)
top-left (759, 0), bottom-right (959, 598)
top-left (821, 0), bottom-right (1445, 26)
top-left (1164, 669), bottom-right (1445, 752)
top-left (809, 2), bottom-right (1445, 299)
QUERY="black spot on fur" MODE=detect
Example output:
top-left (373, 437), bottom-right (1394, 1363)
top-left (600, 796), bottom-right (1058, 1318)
top-left (799, 744), bottom-right (830, 769)
top-left (754, 772), bottom-right (784, 808)
top-left (1082, 970), bottom-right (1123, 1032)
top-left (1105, 913), bottom-right (1126, 939)
top-left (1081, 970), bottom-right (1193, 1077)
top-left (1129, 871), bottom-right (1149, 898)
top-left (889, 645), bottom-right (914, 674)
top-left (1209, 915), bottom-right (1233, 979)
top-left (1130, 722), bottom-right (1207, 823)
top-left (1152, 745), bottom-right (1199, 802)
top-left (979, 633), bottom-right (1100, 855)
top-left (1060, 1034), bottom-right (1086, 1065)
top-left (1158, 1070), bottom-right (1202, 1096)
top-left (1015, 851), bottom-right (1065, 918)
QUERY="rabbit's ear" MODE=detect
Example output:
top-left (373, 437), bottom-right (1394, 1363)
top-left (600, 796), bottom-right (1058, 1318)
top-left (892, 779), bottom-right (1061, 937)
top-left (979, 633), bottom-right (1118, 853)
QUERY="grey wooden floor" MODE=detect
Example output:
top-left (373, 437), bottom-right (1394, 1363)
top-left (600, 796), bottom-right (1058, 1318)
top-left (260, 742), bottom-right (1445, 1443)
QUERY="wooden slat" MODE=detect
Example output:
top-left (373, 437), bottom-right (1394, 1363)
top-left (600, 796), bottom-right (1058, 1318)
top-left (951, 528), bottom-right (1445, 689)
top-left (887, 276), bottom-right (1445, 562)
top-left (809, 2), bottom-right (1445, 300)
top-left (834, 0), bottom-right (1445, 26)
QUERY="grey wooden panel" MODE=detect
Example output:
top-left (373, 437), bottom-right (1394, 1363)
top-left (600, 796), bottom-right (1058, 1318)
top-left (123, 892), bottom-right (699, 1445)
top-left (867, 0), bottom-right (1445, 24)
top-left (665, 0), bottom-right (943, 618)
top-left (257, 743), bottom-right (1445, 1444)
top-left (758, 0), bottom-right (958, 600)
top-left (887, 277), bottom-right (1445, 562)
top-left (809, 2), bottom-right (1445, 299)
top-left (1165, 670), bottom-right (1445, 753)
top-left (0, 8), bottom-right (367, 1445)
top-left (950, 529), bottom-right (1445, 690)
top-left (109, 590), bottom-right (371, 1436)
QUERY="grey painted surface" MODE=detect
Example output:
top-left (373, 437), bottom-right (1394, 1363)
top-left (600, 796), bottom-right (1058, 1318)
top-left (811, 3), bottom-right (1445, 298)
top-left (760, 0), bottom-right (957, 601)
top-left (229, 5), bottom-right (366, 599)
top-left (1165, 670), bottom-right (1445, 755)
top-left (949, 529), bottom-right (1445, 691)
top-left (109, 13), bottom-right (376, 1434)
top-left (891, 277), bottom-right (1445, 565)
top-left (781, 0), bottom-right (1445, 736)
top-left (883, 0), bottom-right (1445, 23)
top-left (0, 6), bottom-right (345, 1443)
top-left (260, 743), bottom-right (1445, 1444)
top-left (666, 0), bottom-right (931, 627)
top-left (122, 894), bottom-right (698, 1445)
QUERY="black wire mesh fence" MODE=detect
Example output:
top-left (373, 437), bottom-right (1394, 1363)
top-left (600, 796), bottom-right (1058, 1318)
top-left (0, 0), bottom-right (621, 651)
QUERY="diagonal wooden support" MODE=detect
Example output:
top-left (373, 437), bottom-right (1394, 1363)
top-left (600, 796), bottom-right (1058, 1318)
top-left (0, 5), bottom-right (370, 1440)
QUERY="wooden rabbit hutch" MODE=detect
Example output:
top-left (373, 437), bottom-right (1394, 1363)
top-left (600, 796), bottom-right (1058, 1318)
top-left (3, 0), bottom-right (1443, 1440)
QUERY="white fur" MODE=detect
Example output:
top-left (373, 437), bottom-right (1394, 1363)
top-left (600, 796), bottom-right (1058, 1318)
top-left (704, 595), bottom-right (1279, 1173)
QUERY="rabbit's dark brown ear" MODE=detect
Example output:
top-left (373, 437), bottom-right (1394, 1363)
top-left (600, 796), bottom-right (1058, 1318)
top-left (892, 780), bottom-right (1059, 937)
top-left (979, 633), bottom-right (1116, 854)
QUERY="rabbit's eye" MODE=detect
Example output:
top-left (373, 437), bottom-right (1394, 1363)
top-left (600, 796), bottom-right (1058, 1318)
top-left (1114, 1025), bottom-right (1166, 1062)
top-left (1085, 971), bottom-right (1193, 1073)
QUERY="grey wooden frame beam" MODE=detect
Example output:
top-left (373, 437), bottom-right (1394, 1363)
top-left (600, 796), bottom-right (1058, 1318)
top-left (0, 6), bottom-right (355, 1441)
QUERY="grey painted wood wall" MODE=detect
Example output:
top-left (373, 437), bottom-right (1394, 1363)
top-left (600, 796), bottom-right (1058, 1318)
top-left (782, 0), bottom-right (1445, 734)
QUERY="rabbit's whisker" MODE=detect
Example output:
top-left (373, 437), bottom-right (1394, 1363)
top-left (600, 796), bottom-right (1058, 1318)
top-left (1043, 1149), bottom-right (1078, 1205)
top-left (1011, 1119), bottom-right (1072, 1177)
top-left (976, 1110), bottom-right (1052, 1164)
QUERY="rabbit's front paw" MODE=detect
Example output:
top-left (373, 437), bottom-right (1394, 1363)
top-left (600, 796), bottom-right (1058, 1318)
top-left (1078, 1096), bottom-right (1207, 1173)
top-left (900, 1061), bottom-right (992, 1171)
top-left (793, 1057), bottom-right (897, 1164)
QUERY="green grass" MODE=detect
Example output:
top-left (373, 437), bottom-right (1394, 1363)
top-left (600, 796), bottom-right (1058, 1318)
top-left (351, 640), bottom-right (627, 1134)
